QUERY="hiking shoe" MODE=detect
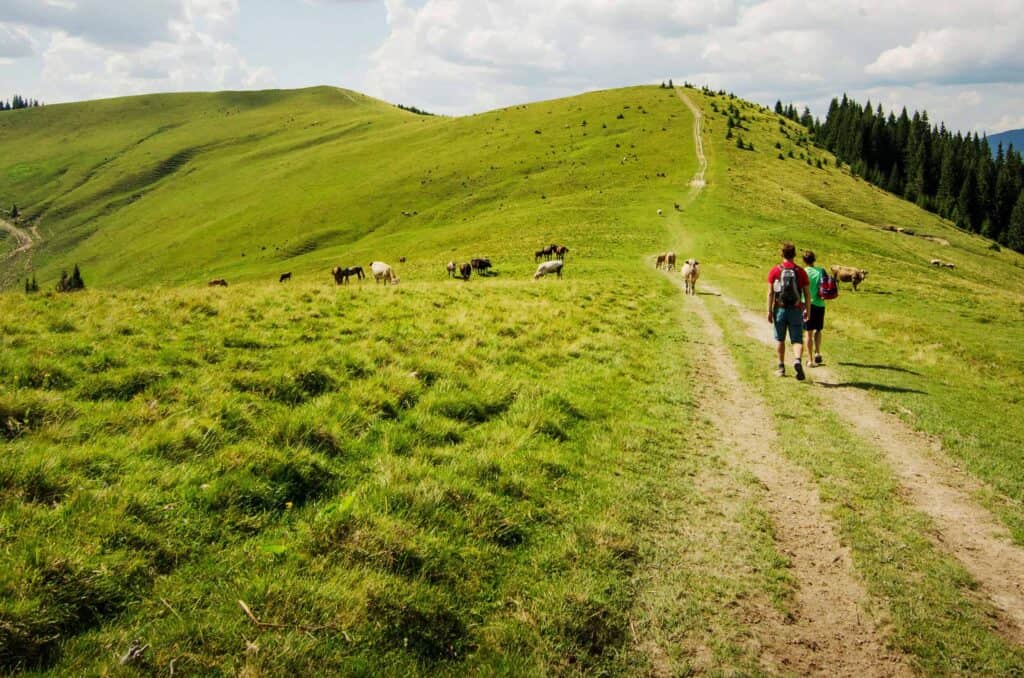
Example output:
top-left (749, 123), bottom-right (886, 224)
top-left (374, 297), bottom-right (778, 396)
top-left (814, 354), bottom-right (823, 365)
top-left (775, 365), bottom-right (786, 377)
top-left (794, 361), bottom-right (805, 381)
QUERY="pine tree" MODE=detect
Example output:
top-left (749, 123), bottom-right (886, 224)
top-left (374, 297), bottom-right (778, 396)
top-left (70, 264), bottom-right (85, 290)
top-left (10, 204), bottom-right (18, 219)
top-left (1007, 190), bottom-right (1024, 252)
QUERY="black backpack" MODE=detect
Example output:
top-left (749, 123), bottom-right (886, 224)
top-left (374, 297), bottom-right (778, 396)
top-left (774, 266), bottom-right (800, 307)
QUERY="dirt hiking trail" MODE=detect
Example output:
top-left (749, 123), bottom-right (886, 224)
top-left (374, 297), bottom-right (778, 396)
top-left (676, 89), bottom-right (707, 189)
top-left (665, 273), bottom-right (909, 675)
top-left (1, 217), bottom-right (35, 258)
top-left (712, 285), bottom-right (1024, 641)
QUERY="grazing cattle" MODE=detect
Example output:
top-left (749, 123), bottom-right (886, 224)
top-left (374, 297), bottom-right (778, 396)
top-left (279, 272), bottom-right (292, 283)
top-left (536, 245), bottom-right (556, 261)
top-left (207, 278), bottom-right (228, 287)
top-left (447, 261), bottom-right (457, 278)
top-left (459, 262), bottom-right (472, 280)
top-left (942, 262), bottom-right (956, 269)
top-left (657, 209), bottom-right (664, 216)
top-left (534, 259), bottom-right (564, 280)
top-left (399, 256), bottom-right (407, 263)
top-left (666, 251), bottom-right (676, 271)
top-left (535, 249), bottom-right (547, 262)
top-left (930, 259), bottom-right (942, 266)
top-left (674, 202), bottom-right (681, 210)
top-left (370, 261), bottom-right (399, 285)
top-left (554, 245), bottom-right (569, 259)
top-left (332, 266), bottom-right (365, 285)
top-left (830, 265), bottom-right (869, 291)
top-left (471, 257), bottom-right (492, 274)
top-left (681, 259), bottom-right (700, 295)
top-left (655, 253), bottom-right (667, 270)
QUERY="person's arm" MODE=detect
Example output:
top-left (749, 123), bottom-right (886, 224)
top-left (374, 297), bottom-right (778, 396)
top-left (767, 283), bottom-right (775, 322)
top-left (802, 283), bottom-right (811, 320)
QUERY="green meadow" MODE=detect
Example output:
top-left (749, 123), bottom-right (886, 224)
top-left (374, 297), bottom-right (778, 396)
top-left (2, 85), bottom-right (1024, 674)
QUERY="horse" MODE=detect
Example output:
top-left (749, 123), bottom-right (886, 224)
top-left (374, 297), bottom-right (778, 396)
top-left (332, 266), bottom-right (365, 285)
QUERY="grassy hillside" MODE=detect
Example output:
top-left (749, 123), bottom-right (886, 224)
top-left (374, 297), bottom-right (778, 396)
top-left (673, 90), bottom-right (1024, 542)
top-left (3, 84), bottom-right (1024, 675)
top-left (0, 85), bottom-right (692, 286)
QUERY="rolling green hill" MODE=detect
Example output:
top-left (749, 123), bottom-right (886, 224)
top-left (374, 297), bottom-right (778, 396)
top-left (2, 85), bottom-right (1024, 675)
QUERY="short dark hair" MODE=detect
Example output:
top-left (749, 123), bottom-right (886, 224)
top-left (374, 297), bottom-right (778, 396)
top-left (802, 250), bottom-right (816, 265)
top-left (781, 242), bottom-right (796, 260)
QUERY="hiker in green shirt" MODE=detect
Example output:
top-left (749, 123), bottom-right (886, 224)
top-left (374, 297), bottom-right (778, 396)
top-left (802, 250), bottom-right (826, 365)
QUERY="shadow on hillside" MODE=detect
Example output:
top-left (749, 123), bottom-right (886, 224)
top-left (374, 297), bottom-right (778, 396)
top-left (696, 291), bottom-right (720, 296)
top-left (838, 361), bottom-right (922, 376)
top-left (857, 289), bottom-right (892, 295)
top-left (818, 380), bottom-right (926, 395)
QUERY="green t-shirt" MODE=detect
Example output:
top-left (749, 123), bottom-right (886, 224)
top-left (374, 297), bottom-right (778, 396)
top-left (806, 266), bottom-right (826, 307)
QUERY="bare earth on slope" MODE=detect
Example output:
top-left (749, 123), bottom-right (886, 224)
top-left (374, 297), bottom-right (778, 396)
top-left (1, 218), bottom-right (34, 257)
top-left (676, 89), bottom-right (707, 189)
top-left (671, 276), bottom-right (908, 676)
top-left (712, 284), bottom-right (1024, 642)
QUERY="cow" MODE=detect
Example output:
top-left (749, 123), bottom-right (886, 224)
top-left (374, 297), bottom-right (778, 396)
top-left (447, 261), bottom-right (457, 278)
top-left (459, 262), bottom-right (472, 280)
top-left (332, 266), bottom-right (365, 285)
top-left (279, 272), bottom-right (292, 283)
top-left (535, 249), bottom-right (547, 262)
top-left (534, 260), bottom-right (564, 280)
top-left (370, 261), bottom-right (399, 285)
top-left (942, 262), bottom-right (956, 269)
top-left (655, 253), bottom-right (667, 270)
top-left (207, 278), bottom-right (228, 287)
top-left (657, 209), bottom-right (664, 216)
top-left (399, 256), bottom-right (407, 263)
top-left (471, 257), bottom-right (492, 274)
top-left (681, 259), bottom-right (700, 295)
top-left (665, 251), bottom-right (676, 271)
top-left (930, 259), bottom-right (942, 266)
top-left (830, 265), bottom-right (868, 291)
top-left (554, 245), bottom-right (569, 259)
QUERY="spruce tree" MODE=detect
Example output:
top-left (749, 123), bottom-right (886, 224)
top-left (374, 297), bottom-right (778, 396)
top-left (10, 204), bottom-right (18, 219)
top-left (1008, 190), bottom-right (1024, 252)
top-left (70, 264), bottom-right (85, 290)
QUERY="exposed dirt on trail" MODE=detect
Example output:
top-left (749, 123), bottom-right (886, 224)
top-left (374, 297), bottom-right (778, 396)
top-left (668, 275), bottom-right (909, 676)
top-left (1, 218), bottom-right (34, 257)
top-left (676, 89), bottom-right (707, 189)
top-left (712, 284), bottom-right (1024, 642)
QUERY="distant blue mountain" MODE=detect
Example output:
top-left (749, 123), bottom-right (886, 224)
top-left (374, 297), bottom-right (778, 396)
top-left (988, 128), bottom-right (1024, 155)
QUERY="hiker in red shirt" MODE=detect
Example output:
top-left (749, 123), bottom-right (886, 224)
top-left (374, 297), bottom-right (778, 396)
top-left (767, 242), bottom-right (812, 380)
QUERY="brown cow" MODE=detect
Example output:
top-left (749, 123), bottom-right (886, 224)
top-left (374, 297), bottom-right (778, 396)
top-left (279, 272), bottom-right (292, 283)
top-left (554, 245), bottom-right (569, 259)
top-left (447, 261), bottom-right (456, 277)
top-left (665, 251), bottom-right (676, 271)
top-left (830, 265), bottom-right (869, 291)
top-left (208, 279), bottom-right (228, 287)
top-left (655, 253), bottom-right (667, 269)
top-left (459, 262), bottom-right (472, 280)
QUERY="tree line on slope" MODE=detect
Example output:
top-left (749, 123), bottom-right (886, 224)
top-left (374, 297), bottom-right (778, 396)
top-left (775, 95), bottom-right (1024, 252)
top-left (1, 95), bottom-right (43, 111)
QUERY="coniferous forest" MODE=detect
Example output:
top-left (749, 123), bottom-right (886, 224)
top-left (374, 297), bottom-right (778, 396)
top-left (777, 95), bottom-right (1024, 252)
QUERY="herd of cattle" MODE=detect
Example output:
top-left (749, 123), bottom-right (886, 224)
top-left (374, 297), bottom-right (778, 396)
top-left (204, 244), bottom-right (871, 295)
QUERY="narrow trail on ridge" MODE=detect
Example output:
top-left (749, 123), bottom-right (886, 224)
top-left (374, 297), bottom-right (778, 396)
top-left (714, 289), bottom-right (1024, 642)
top-left (647, 89), bottom-right (908, 674)
top-left (676, 90), bottom-right (707, 188)
top-left (1, 218), bottom-right (34, 258)
top-left (670, 86), bottom-right (1024, 645)
top-left (676, 279), bottom-right (909, 675)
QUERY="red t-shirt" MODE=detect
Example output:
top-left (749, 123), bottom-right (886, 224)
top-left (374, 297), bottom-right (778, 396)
top-left (767, 261), bottom-right (810, 308)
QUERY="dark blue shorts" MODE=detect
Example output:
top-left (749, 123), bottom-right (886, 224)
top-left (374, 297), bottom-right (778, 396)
top-left (773, 307), bottom-right (803, 344)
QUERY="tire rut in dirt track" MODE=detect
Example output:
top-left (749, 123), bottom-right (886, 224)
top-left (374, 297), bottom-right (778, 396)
top-left (711, 284), bottom-right (1024, 642)
top-left (675, 276), bottom-right (909, 676)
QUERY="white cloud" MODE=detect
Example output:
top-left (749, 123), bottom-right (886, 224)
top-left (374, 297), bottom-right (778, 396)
top-left (0, 23), bottom-right (34, 58)
top-left (16, 0), bottom-right (275, 103)
top-left (365, 0), bottom-right (1024, 131)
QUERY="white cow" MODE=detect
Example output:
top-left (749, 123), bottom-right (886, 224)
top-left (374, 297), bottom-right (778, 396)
top-left (534, 260), bottom-right (564, 280)
top-left (681, 259), bottom-right (700, 295)
top-left (370, 261), bottom-right (399, 285)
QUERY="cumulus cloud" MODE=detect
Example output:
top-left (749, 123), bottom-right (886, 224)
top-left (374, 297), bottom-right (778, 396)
top-left (366, 0), bottom-right (1023, 132)
top-left (0, 23), bottom-right (34, 59)
top-left (4, 0), bottom-right (274, 103)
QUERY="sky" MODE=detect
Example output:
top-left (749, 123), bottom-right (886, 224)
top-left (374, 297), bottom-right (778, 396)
top-left (1, 0), bottom-right (1022, 135)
